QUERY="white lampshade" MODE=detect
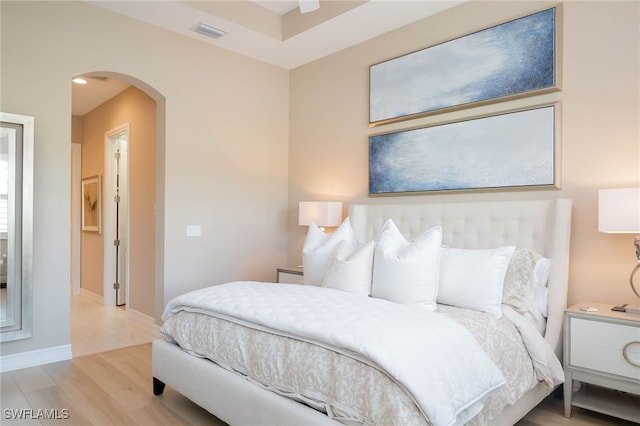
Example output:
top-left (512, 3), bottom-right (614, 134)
top-left (298, 201), bottom-right (343, 227)
top-left (598, 188), bottom-right (640, 233)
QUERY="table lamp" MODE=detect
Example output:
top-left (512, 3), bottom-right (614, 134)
top-left (299, 201), bottom-right (342, 232)
top-left (599, 188), bottom-right (640, 314)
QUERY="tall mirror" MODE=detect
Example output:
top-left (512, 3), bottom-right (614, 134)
top-left (0, 112), bottom-right (33, 342)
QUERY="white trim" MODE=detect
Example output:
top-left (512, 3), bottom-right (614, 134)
top-left (0, 344), bottom-right (72, 372)
top-left (80, 288), bottom-right (103, 304)
top-left (70, 143), bottom-right (82, 296)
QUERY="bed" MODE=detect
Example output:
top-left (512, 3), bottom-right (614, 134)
top-left (152, 198), bottom-right (572, 425)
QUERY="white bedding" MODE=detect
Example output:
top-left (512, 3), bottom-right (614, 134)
top-left (161, 303), bottom-right (562, 425)
top-left (163, 311), bottom-right (430, 424)
top-left (162, 281), bottom-right (507, 426)
top-left (501, 305), bottom-right (563, 387)
top-left (437, 305), bottom-right (563, 425)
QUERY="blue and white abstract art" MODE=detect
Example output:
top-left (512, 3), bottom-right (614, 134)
top-left (369, 105), bottom-right (557, 194)
top-left (370, 7), bottom-right (558, 125)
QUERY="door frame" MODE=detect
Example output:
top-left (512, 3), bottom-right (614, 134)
top-left (103, 123), bottom-right (130, 307)
top-left (70, 143), bottom-right (82, 296)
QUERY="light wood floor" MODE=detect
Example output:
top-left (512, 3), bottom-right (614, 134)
top-left (2, 344), bottom-right (636, 426)
top-left (1, 344), bottom-right (225, 426)
top-left (70, 292), bottom-right (162, 358)
top-left (1, 294), bottom-right (635, 425)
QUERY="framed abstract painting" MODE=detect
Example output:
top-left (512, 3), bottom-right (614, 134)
top-left (369, 103), bottom-right (560, 195)
top-left (369, 6), bottom-right (561, 126)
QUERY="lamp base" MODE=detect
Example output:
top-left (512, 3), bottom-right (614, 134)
top-left (612, 303), bottom-right (640, 314)
top-left (625, 304), bottom-right (640, 315)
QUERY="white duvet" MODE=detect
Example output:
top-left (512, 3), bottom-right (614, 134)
top-left (163, 282), bottom-right (507, 426)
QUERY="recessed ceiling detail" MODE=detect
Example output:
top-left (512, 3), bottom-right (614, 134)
top-left (86, 0), bottom-right (466, 70)
top-left (74, 1), bottom-right (466, 115)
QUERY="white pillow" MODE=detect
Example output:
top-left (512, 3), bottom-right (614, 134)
top-left (322, 240), bottom-right (375, 295)
top-left (302, 218), bottom-right (356, 286)
top-left (438, 246), bottom-right (515, 317)
top-left (371, 219), bottom-right (442, 310)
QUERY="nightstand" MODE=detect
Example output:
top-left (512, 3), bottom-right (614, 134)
top-left (276, 267), bottom-right (303, 284)
top-left (563, 302), bottom-right (640, 422)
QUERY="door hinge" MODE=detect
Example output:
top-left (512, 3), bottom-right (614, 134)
top-left (113, 282), bottom-right (120, 290)
top-left (114, 195), bottom-right (120, 203)
top-left (114, 239), bottom-right (120, 246)
top-left (114, 152), bottom-right (121, 160)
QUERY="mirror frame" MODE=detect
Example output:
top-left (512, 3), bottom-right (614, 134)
top-left (0, 112), bottom-right (34, 342)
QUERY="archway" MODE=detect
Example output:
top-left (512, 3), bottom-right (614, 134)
top-left (72, 71), bottom-right (165, 323)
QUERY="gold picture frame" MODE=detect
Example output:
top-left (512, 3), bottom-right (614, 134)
top-left (369, 6), bottom-right (562, 127)
top-left (369, 103), bottom-right (561, 195)
top-left (82, 175), bottom-right (101, 233)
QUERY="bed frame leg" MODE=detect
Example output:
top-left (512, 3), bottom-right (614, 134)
top-left (153, 377), bottom-right (166, 396)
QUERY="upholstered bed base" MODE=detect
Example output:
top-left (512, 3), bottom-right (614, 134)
top-left (152, 339), bottom-right (553, 426)
top-left (152, 198), bottom-right (572, 425)
top-left (152, 339), bottom-right (340, 425)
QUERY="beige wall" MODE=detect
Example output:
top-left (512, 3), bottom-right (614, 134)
top-left (78, 86), bottom-right (157, 317)
top-left (79, 107), bottom-right (105, 297)
top-left (289, 1), bottom-right (640, 307)
top-left (0, 1), bottom-right (289, 356)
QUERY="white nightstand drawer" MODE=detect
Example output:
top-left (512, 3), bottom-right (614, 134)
top-left (570, 317), bottom-right (640, 381)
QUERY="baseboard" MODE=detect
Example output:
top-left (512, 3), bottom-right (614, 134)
top-left (126, 307), bottom-right (161, 331)
top-left (0, 344), bottom-right (72, 373)
top-left (80, 288), bottom-right (103, 304)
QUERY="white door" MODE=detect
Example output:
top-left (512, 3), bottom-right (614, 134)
top-left (115, 135), bottom-right (128, 306)
top-left (104, 124), bottom-right (129, 307)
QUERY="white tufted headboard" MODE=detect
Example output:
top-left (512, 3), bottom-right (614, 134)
top-left (349, 199), bottom-right (572, 358)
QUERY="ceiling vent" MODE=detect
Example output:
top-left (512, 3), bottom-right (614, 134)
top-left (192, 22), bottom-right (227, 39)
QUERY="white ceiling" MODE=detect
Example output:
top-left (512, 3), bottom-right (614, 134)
top-left (252, 1), bottom-right (300, 15)
top-left (72, 0), bottom-right (464, 116)
top-left (72, 77), bottom-right (132, 116)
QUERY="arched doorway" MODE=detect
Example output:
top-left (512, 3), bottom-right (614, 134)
top-left (71, 71), bottom-right (165, 324)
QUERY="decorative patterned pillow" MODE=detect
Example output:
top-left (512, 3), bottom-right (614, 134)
top-left (371, 219), bottom-right (442, 310)
top-left (302, 218), bottom-right (357, 286)
top-left (502, 247), bottom-right (553, 320)
top-left (322, 240), bottom-right (375, 295)
top-left (502, 248), bottom-right (538, 313)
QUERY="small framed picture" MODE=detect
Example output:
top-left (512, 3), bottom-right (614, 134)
top-left (82, 175), bottom-right (101, 233)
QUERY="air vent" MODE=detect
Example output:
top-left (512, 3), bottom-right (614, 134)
top-left (193, 22), bottom-right (227, 39)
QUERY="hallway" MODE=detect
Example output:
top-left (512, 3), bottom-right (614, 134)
top-left (71, 292), bottom-right (161, 358)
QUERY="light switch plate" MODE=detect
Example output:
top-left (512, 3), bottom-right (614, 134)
top-left (186, 225), bottom-right (201, 237)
